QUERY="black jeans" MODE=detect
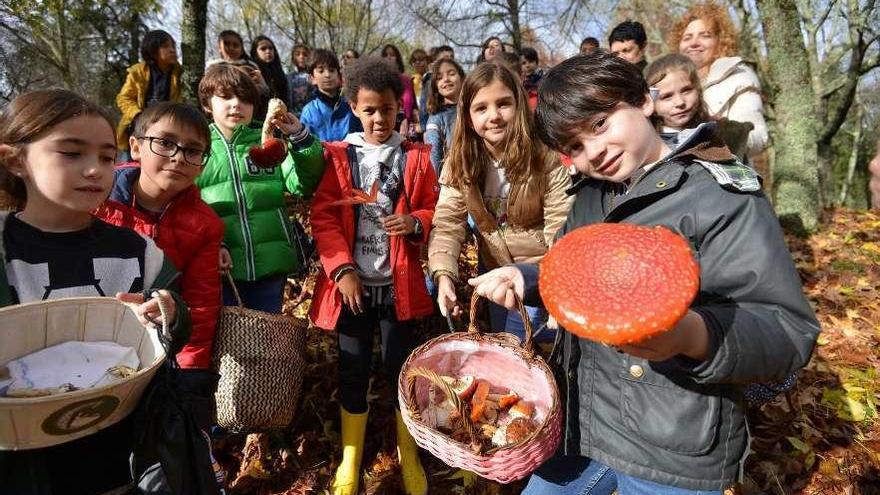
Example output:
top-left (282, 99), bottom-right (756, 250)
top-left (336, 285), bottom-right (416, 414)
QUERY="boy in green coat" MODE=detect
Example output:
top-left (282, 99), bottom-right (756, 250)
top-left (197, 63), bottom-right (325, 313)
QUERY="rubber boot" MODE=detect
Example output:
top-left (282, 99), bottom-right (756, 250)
top-left (332, 408), bottom-right (368, 495)
top-left (395, 410), bottom-right (428, 495)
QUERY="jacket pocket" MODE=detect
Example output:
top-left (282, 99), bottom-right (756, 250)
top-left (619, 367), bottom-right (720, 455)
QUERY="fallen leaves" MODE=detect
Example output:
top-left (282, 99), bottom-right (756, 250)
top-left (217, 204), bottom-right (879, 494)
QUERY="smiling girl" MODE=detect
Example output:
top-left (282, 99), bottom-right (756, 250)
top-left (428, 62), bottom-right (572, 342)
top-left (0, 89), bottom-right (190, 495)
top-left (424, 58), bottom-right (465, 174)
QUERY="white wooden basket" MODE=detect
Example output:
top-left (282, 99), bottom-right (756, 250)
top-left (0, 297), bottom-right (166, 450)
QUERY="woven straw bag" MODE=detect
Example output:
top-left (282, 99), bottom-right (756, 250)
top-left (0, 297), bottom-right (168, 450)
top-left (213, 274), bottom-right (307, 431)
top-left (398, 292), bottom-right (562, 483)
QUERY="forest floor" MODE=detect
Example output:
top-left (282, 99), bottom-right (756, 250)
top-left (214, 207), bottom-right (880, 495)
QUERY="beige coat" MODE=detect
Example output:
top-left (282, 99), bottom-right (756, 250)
top-left (702, 56), bottom-right (768, 156)
top-left (428, 157), bottom-right (573, 280)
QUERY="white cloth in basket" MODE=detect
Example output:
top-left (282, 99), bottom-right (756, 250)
top-left (0, 341), bottom-right (139, 395)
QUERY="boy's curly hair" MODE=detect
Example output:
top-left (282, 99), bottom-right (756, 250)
top-left (668, 1), bottom-right (740, 58)
top-left (344, 57), bottom-right (403, 103)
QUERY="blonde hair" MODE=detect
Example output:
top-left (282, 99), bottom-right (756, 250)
top-left (668, 1), bottom-right (739, 59)
top-left (644, 54), bottom-right (710, 129)
top-left (444, 62), bottom-right (547, 189)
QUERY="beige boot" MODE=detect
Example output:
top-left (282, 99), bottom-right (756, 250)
top-left (396, 410), bottom-right (428, 495)
top-left (332, 408), bottom-right (368, 495)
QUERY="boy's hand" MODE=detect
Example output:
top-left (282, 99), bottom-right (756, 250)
top-left (219, 247), bottom-right (233, 273)
top-left (382, 214), bottom-right (415, 236)
top-left (468, 266), bottom-right (525, 310)
top-left (436, 275), bottom-right (461, 318)
top-left (116, 290), bottom-right (177, 330)
top-left (617, 311), bottom-right (709, 362)
top-left (337, 271), bottom-right (366, 314)
top-left (271, 111), bottom-right (305, 136)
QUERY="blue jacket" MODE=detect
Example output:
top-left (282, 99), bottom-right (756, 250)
top-left (424, 104), bottom-right (457, 175)
top-left (300, 92), bottom-right (362, 142)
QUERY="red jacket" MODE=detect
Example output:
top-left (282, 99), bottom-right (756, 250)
top-left (95, 164), bottom-right (225, 369)
top-left (310, 141), bottom-right (438, 330)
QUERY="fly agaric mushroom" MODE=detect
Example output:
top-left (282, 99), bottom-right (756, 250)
top-left (248, 98), bottom-right (288, 168)
top-left (539, 223), bottom-right (699, 345)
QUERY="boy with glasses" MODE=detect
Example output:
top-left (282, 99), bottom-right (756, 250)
top-left (94, 101), bottom-right (227, 488)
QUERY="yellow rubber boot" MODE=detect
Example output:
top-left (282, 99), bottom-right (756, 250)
top-left (395, 410), bottom-right (428, 495)
top-left (332, 408), bottom-right (368, 495)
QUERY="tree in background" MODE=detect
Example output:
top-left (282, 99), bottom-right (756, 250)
top-left (757, 0), bottom-right (821, 233)
top-left (181, 0), bottom-right (209, 102)
top-left (406, 0), bottom-right (596, 62)
top-left (0, 0), bottom-right (156, 107)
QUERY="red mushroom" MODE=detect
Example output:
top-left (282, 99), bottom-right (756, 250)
top-left (539, 223), bottom-right (699, 345)
top-left (248, 98), bottom-right (288, 168)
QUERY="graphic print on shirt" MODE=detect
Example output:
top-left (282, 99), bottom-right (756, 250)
top-left (354, 148), bottom-right (404, 285)
top-left (2, 216), bottom-right (152, 304)
top-left (6, 257), bottom-right (143, 301)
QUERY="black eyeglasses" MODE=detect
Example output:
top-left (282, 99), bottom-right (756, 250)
top-left (138, 136), bottom-right (210, 166)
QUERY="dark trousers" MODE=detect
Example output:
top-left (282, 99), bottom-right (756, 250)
top-left (336, 285), bottom-right (416, 414)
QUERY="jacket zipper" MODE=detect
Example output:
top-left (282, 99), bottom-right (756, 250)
top-left (219, 128), bottom-right (257, 279)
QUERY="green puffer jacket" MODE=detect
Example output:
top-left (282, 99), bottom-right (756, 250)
top-left (196, 122), bottom-right (325, 282)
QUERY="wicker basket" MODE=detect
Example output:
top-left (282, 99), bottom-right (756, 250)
top-left (398, 292), bottom-right (562, 483)
top-left (213, 275), bottom-right (307, 431)
top-left (0, 297), bottom-right (166, 450)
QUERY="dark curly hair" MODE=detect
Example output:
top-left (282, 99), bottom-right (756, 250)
top-left (344, 57), bottom-right (403, 103)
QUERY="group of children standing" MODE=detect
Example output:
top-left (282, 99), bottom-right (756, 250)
top-left (0, 29), bottom-right (818, 495)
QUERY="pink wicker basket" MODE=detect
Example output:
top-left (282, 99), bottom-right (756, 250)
top-left (398, 293), bottom-right (561, 483)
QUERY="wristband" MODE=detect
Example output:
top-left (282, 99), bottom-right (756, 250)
top-left (432, 269), bottom-right (457, 284)
top-left (333, 265), bottom-right (356, 283)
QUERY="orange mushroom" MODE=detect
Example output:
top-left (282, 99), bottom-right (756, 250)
top-left (539, 223), bottom-right (699, 345)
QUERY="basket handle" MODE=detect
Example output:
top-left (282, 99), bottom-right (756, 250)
top-left (404, 366), bottom-right (483, 453)
top-left (147, 290), bottom-right (172, 341)
top-left (467, 291), bottom-right (534, 356)
top-left (224, 271), bottom-right (245, 308)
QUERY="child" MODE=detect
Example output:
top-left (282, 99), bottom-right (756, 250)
top-left (520, 47), bottom-right (543, 110)
top-left (288, 43), bottom-right (314, 116)
top-left (197, 63), bottom-right (325, 314)
top-left (299, 49), bottom-right (362, 142)
top-left (428, 62), bottom-right (572, 343)
top-left (309, 58), bottom-right (438, 495)
top-left (424, 58), bottom-right (464, 174)
top-left (116, 29), bottom-right (181, 156)
top-left (0, 89), bottom-right (190, 495)
top-left (94, 101), bottom-right (223, 393)
top-left (646, 54), bottom-right (753, 162)
top-left (251, 35), bottom-right (292, 109)
top-left (383, 44), bottom-right (420, 140)
top-left (208, 30), bottom-right (272, 120)
top-left (470, 52), bottom-right (821, 494)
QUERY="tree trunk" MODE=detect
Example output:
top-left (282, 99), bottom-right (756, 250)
top-left (756, 0), bottom-right (820, 234)
top-left (508, 0), bottom-right (521, 53)
top-left (181, 0), bottom-right (209, 104)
